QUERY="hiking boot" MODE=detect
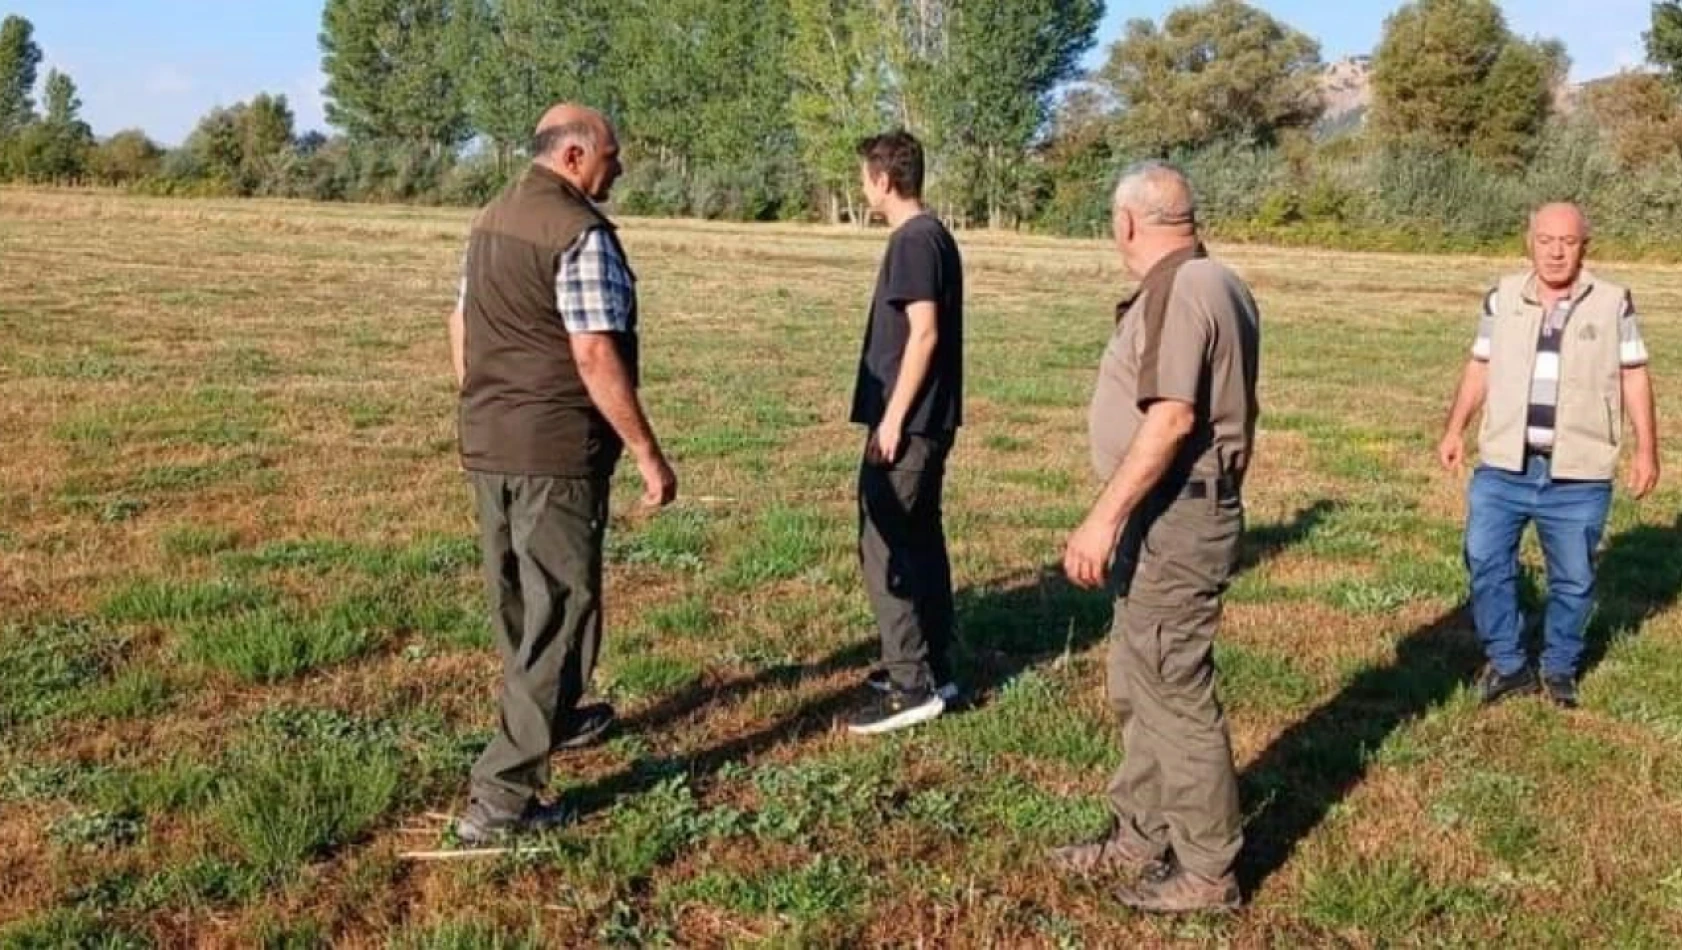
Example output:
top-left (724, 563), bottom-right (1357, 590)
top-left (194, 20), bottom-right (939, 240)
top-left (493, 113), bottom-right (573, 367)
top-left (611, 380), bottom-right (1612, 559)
top-left (453, 797), bottom-right (572, 847)
top-left (1047, 829), bottom-right (1163, 877)
top-left (1477, 665), bottom-right (1539, 706)
top-left (865, 668), bottom-right (960, 704)
top-left (1115, 861), bottom-right (1241, 914)
top-left (846, 685), bottom-right (945, 736)
top-left (1541, 673), bottom-right (1580, 709)
top-left (553, 702), bottom-right (616, 751)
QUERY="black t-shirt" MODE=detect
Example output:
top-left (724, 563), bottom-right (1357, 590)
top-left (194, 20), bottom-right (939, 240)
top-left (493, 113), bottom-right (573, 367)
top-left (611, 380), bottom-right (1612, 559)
top-left (850, 213), bottom-right (964, 434)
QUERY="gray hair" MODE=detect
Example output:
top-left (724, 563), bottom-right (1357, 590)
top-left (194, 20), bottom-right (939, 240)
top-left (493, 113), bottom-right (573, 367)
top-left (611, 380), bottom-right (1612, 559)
top-left (1528, 202), bottom-right (1592, 240)
top-left (531, 120), bottom-right (601, 159)
top-left (1112, 160), bottom-right (1197, 228)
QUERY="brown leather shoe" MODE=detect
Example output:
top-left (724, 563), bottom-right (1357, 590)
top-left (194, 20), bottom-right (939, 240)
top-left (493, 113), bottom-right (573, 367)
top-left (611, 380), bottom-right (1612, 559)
top-left (1115, 862), bottom-right (1241, 914)
top-left (1047, 830), bottom-right (1163, 877)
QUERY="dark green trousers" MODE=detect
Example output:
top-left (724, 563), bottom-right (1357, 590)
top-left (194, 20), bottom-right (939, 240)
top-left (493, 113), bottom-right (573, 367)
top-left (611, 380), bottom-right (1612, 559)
top-left (466, 472), bottom-right (609, 814)
top-left (1103, 488), bottom-right (1244, 880)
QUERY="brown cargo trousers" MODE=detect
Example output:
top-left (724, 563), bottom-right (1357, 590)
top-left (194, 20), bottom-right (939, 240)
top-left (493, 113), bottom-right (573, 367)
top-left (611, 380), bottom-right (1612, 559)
top-left (1104, 485), bottom-right (1244, 881)
top-left (466, 472), bottom-right (609, 815)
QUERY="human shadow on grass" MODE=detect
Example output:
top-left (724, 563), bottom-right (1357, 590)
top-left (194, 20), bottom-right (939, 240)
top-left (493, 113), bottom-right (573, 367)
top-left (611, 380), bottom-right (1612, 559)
top-left (560, 500), bottom-right (1338, 819)
top-left (1235, 513), bottom-right (1682, 896)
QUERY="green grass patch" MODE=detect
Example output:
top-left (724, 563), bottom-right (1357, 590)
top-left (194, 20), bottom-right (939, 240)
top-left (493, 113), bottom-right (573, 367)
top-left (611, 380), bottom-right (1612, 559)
top-left (77, 665), bottom-right (176, 720)
top-left (128, 454), bottom-right (266, 493)
top-left (937, 670), bottom-right (1116, 771)
top-left (603, 654), bottom-right (703, 703)
top-left (47, 808), bottom-right (144, 852)
top-left (160, 524), bottom-right (242, 557)
top-left (0, 619), bottom-right (124, 728)
top-left (641, 594), bottom-right (714, 639)
top-left (99, 577), bottom-right (274, 624)
top-left (0, 908), bottom-right (151, 949)
top-left (1301, 854), bottom-right (1495, 941)
top-left (214, 730), bottom-right (402, 878)
top-left (180, 604), bottom-right (381, 683)
top-left (663, 854), bottom-right (863, 925)
top-left (719, 505), bottom-right (837, 587)
top-left (965, 775), bottom-right (1112, 845)
top-left (1587, 635), bottom-right (1682, 740)
top-left (607, 508), bottom-right (709, 571)
top-left (1216, 642), bottom-right (1318, 712)
top-left (1429, 770), bottom-right (1543, 865)
top-left (983, 434), bottom-right (1031, 452)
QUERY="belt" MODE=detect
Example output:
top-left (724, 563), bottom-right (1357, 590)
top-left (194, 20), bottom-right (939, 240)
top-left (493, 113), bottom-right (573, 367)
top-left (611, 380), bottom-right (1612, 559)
top-left (1178, 473), bottom-right (1241, 501)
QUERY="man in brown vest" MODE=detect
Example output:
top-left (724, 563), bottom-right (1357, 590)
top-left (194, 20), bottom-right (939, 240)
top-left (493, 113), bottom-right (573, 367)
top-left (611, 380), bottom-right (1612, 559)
top-left (1438, 202), bottom-right (1659, 709)
top-left (1049, 161), bottom-right (1259, 914)
top-left (447, 103), bottom-right (677, 844)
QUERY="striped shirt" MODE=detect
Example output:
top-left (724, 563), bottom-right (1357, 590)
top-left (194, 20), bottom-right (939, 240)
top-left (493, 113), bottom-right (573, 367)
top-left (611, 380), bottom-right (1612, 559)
top-left (457, 227), bottom-right (636, 335)
top-left (1471, 286), bottom-right (1648, 450)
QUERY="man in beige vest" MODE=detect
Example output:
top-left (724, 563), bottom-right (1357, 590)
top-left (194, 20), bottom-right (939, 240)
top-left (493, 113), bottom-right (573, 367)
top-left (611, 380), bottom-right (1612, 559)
top-left (1438, 203), bottom-right (1658, 709)
top-left (1050, 162), bottom-right (1259, 913)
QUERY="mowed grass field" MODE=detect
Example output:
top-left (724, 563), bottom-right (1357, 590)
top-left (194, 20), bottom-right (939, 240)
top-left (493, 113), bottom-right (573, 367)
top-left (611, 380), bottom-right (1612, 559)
top-left (3, 189), bottom-right (1682, 948)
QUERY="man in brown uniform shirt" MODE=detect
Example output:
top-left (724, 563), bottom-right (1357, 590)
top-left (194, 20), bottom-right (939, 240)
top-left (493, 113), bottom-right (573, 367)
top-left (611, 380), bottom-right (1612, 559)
top-left (447, 104), bottom-right (677, 844)
top-left (1051, 162), bottom-right (1260, 913)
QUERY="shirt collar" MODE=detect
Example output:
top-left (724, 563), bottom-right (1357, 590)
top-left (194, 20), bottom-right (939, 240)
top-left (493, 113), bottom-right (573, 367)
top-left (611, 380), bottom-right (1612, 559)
top-left (1115, 242), bottom-right (1207, 324)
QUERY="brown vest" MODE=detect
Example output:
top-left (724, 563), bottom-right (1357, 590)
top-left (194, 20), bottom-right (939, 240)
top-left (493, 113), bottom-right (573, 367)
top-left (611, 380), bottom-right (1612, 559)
top-left (458, 165), bottom-right (639, 477)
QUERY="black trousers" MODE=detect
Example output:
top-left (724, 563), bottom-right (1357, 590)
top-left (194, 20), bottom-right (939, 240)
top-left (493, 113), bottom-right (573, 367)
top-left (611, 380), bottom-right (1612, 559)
top-left (858, 433), bottom-right (955, 691)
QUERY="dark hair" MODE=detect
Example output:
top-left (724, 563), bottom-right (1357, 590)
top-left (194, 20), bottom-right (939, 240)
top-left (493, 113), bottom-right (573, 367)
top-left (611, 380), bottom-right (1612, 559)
top-left (856, 130), bottom-right (924, 199)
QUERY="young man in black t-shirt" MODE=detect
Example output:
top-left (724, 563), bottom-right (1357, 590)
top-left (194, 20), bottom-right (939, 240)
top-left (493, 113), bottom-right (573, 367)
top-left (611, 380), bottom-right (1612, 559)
top-left (846, 130), bottom-right (964, 736)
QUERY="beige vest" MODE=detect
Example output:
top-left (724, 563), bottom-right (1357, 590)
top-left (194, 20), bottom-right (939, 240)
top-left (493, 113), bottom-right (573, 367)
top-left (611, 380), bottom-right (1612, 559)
top-left (1479, 269), bottom-right (1628, 481)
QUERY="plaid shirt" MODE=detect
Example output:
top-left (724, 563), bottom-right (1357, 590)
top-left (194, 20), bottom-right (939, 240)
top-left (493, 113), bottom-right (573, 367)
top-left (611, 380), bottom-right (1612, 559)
top-left (457, 227), bottom-right (636, 335)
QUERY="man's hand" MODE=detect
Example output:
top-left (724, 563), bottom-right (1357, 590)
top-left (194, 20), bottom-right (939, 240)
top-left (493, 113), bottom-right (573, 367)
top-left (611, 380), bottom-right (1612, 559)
top-left (1628, 450), bottom-right (1660, 500)
top-left (1437, 431), bottom-right (1465, 471)
top-left (636, 448), bottom-right (678, 508)
top-left (866, 418), bottom-right (904, 466)
top-left (1063, 514), bottom-right (1121, 590)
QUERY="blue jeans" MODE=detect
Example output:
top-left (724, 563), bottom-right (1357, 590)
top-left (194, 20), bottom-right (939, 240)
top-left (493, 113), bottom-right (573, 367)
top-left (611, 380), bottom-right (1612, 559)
top-left (1465, 456), bottom-right (1611, 679)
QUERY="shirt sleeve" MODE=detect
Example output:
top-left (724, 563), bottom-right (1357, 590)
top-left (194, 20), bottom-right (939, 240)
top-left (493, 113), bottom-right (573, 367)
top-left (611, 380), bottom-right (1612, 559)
top-left (1619, 290), bottom-right (1649, 367)
top-left (1135, 289), bottom-right (1213, 409)
top-left (1470, 288), bottom-right (1496, 361)
top-left (882, 226), bottom-right (942, 306)
top-left (556, 228), bottom-right (636, 334)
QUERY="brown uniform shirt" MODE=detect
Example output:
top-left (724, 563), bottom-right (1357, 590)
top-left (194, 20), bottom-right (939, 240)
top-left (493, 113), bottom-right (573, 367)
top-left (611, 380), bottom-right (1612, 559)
top-left (1088, 244), bottom-right (1260, 486)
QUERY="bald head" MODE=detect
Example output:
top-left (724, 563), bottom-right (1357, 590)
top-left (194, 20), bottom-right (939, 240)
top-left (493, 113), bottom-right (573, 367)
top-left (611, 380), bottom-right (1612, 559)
top-left (1112, 161), bottom-right (1197, 232)
top-left (531, 103), bottom-right (622, 201)
top-left (532, 103), bottom-right (613, 159)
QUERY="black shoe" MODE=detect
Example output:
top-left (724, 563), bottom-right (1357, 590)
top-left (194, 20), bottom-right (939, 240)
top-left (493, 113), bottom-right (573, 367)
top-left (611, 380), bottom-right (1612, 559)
top-left (846, 685), bottom-right (945, 736)
top-left (1541, 673), bottom-right (1579, 709)
top-left (553, 702), bottom-right (615, 751)
top-left (454, 797), bottom-right (571, 847)
top-left (1477, 665), bottom-right (1539, 705)
top-left (865, 668), bottom-right (960, 703)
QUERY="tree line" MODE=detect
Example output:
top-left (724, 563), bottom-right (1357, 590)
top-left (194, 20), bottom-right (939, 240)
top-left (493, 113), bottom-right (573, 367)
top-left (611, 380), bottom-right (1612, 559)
top-left (4, 1), bottom-right (1682, 252)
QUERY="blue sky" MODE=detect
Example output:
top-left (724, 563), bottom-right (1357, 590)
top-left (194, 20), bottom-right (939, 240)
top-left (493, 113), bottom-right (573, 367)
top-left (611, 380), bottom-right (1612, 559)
top-left (5, 0), bottom-right (1660, 146)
